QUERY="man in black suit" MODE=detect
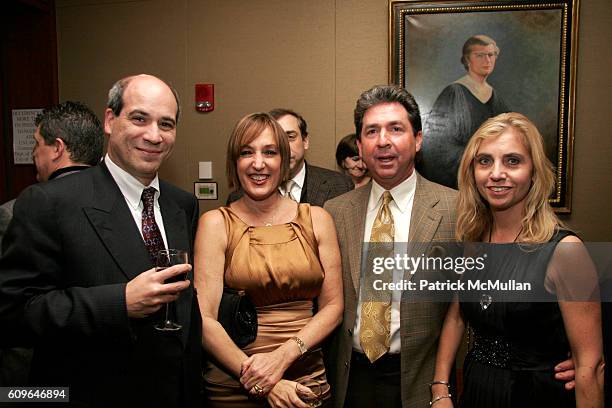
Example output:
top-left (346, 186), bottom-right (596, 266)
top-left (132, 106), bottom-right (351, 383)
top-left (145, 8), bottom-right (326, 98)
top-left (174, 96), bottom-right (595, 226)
top-left (227, 108), bottom-right (353, 206)
top-left (0, 100), bottom-right (104, 387)
top-left (0, 74), bottom-right (201, 407)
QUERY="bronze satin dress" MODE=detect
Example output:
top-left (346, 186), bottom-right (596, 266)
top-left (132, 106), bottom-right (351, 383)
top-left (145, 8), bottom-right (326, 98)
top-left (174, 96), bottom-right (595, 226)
top-left (204, 204), bottom-right (331, 407)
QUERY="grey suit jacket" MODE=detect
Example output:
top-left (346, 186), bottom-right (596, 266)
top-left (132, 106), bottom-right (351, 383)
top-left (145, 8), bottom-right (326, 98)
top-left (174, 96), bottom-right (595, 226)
top-left (226, 162), bottom-right (353, 206)
top-left (324, 173), bottom-right (457, 408)
top-left (300, 163), bottom-right (354, 207)
top-left (0, 163), bottom-right (201, 407)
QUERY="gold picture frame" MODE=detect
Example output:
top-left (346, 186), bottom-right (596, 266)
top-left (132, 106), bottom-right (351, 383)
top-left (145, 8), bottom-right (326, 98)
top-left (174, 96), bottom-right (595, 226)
top-left (390, 0), bottom-right (579, 212)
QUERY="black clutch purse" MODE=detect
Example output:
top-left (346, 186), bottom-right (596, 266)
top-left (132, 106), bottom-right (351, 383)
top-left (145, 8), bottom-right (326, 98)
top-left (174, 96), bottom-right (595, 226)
top-left (218, 288), bottom-right (258, 348)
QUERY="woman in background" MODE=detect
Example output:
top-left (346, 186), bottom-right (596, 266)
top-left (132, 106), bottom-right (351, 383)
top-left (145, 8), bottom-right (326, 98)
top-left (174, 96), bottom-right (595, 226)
top-left (195, 112), bottom-right (343, 407)
top-left (419, 34), bottom-right (510, 189)
top-left (431, 112), bottom-right (603, 407)
top-left (335, 133), bottom-right (370, 188)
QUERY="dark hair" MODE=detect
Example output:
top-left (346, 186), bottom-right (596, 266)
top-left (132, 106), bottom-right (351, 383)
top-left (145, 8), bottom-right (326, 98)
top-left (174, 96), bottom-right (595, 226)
top-left (226, 112), bottom-right (291, 191)
top-left (107, 75), bottom-right (181, 122)
top-left (269, 108), bottom-right (308, 138)
top-left (461, 34), bottom-right (499, 71)
top-left (35, 101), bottom-right (104, 166)
top-left (354, 85), bottom-right (422, 137)
top-left (335, 133), bottom-right (359, 167)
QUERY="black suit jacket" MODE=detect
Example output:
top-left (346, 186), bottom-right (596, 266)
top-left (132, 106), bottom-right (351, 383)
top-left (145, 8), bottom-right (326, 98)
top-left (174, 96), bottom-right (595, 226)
top-left (0, 163), bottom-right (201, 407)
top-left (226, 162), bottom-right (353, 206)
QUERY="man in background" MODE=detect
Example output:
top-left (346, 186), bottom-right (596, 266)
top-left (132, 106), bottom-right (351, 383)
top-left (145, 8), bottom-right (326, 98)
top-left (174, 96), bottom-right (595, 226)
top-left (227, 108), bottom-right (353, 206)
top-left (0, 100), bottom-right (103, 386)
top-left (0, 100), bottom-right (103, 248)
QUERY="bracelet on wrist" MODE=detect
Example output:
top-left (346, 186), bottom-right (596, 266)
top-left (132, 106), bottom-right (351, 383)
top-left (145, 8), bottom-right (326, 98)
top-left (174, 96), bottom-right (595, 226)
top-left (429, 380), bottom-right (451, 389)
top-left (290, 336), bottom-right (308, 356)
top-left (430, 394), bottom-right (452, 406)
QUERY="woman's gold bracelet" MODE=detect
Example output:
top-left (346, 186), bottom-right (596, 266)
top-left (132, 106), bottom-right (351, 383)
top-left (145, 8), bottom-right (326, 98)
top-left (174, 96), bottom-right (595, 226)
top-left (290, 336), bottom-right (308, 355)
top-left (429, 394), bottom-right (452, 406)
top-left (429, 380), bottom-right (451, 389)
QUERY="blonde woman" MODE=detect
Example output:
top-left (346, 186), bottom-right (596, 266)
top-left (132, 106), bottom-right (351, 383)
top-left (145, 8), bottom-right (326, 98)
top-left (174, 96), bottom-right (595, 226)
top-left (431, 113), bottom-right (603, 407)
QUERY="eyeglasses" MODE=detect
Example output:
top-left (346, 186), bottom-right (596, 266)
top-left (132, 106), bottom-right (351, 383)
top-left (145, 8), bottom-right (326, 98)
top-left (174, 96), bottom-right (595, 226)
top-left (472, 52), bottom-right (498, 60)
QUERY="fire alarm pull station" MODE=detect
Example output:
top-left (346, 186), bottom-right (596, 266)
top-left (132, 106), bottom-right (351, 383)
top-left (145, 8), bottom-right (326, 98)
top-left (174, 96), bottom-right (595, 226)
top-left (195, 84), bottom-right (214, 112)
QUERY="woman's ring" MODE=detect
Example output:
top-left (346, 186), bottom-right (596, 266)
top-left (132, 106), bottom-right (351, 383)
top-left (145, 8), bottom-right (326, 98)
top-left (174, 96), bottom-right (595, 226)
top-left (253, 384), bottom-right (264, 396)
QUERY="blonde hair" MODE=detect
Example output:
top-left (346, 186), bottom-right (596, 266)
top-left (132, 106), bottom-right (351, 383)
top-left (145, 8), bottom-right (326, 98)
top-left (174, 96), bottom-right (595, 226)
top-left (226, 112), bottom-right (291, 191)
top-left (456, 112), bottom-right (565, 243)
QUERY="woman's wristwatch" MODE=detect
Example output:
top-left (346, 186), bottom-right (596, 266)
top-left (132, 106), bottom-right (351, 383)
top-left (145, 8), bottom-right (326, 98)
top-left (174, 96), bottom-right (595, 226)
top-left (290, 336), bottom-right (308, 355)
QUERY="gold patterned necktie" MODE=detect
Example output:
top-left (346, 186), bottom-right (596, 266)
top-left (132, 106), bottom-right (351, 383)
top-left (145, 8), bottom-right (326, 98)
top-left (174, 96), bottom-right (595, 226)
top-left (360, 190), bottom-right (394, 363)
top-left (285, 180), bottom-right (297, 201)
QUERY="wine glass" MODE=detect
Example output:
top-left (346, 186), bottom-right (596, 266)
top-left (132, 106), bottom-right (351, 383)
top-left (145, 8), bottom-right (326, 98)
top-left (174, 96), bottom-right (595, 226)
top-left (296, 378), bottom-right (324, 407)
top-left (154, 249), bottom-right (189, 331)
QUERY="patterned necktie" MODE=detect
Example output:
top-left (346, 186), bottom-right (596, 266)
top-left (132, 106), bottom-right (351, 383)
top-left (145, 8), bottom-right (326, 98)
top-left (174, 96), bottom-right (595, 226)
top-left (285, 180), bottom-right (297, 202)
top-left (141, 187), bottom-right (165, 263)
top-left (360, 190), bottom-right (394, 362)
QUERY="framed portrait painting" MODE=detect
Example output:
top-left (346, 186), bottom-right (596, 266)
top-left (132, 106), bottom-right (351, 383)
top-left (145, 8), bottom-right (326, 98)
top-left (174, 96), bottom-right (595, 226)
top-left (390, 0), bottom-right (579, 212)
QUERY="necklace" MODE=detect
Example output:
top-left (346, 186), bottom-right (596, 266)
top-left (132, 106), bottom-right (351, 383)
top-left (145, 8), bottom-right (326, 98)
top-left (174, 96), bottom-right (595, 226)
top-left (480, 225), bottom-right (523, 311)
top-left (259, 208), bottom-right (276, 227)
top-left (250, 197), bottom-right (280, 227)
top-left (487, 225), bottom-right (523, 243)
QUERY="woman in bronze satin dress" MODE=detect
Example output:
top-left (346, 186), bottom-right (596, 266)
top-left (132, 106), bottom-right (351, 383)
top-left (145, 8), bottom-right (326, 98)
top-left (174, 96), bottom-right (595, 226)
top-left (194, 112), bottom-right (343, 408)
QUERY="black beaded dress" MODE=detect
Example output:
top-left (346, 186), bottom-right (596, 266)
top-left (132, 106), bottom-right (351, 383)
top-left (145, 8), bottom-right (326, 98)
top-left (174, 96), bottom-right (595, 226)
top-left (458, 231), bottom-right (576, 407)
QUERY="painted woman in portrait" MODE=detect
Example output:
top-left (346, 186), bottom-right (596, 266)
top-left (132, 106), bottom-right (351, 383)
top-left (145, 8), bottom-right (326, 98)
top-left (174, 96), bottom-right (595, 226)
top-left (419, 34), bottom-right (510, 189)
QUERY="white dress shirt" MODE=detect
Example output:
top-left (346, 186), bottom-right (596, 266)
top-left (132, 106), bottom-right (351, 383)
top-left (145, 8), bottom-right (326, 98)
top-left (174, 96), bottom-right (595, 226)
top-left (105, 154), bottom-right (169, 249)
top-left (279, 162), bottom-right (306, 201)
top-left (353, 171), bottom-right (417, 354)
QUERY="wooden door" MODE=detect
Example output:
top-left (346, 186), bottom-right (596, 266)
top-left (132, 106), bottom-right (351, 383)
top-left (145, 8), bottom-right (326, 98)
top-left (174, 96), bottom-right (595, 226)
top-left (0, 0), bottom-right (58, 203)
